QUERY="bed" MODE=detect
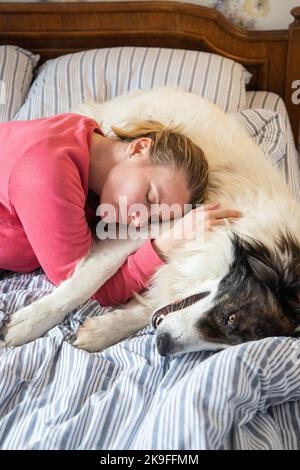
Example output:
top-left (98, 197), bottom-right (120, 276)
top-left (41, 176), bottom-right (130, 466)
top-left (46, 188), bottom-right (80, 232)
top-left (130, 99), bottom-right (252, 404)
top-left (1, 1), bottom-right (300, 450)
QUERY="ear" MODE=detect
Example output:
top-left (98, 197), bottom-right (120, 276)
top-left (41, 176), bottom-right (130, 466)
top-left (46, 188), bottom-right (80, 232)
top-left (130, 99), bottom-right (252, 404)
top-left (247, 255), bottom-right (280, 289)
top-left (279, 281), bottom-right (300, 331)
top-left (281, 281), bottom-right (300, 310)
top-left (290, 284), bottom-right (300, 304)
top-left (233, 234), bottom-right (280, 289)
top-left (129, 137), bottom-right (152, 158)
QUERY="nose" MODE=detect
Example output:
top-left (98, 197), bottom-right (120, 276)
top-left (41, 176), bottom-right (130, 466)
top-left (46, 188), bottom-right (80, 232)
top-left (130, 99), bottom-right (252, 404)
top-left (130, 212), bottom-right (141, 228)
top-left (156, 333), bottom-right (171, 356)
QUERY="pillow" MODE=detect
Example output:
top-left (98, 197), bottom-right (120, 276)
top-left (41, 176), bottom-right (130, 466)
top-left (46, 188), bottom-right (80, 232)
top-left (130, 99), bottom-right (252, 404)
top-left (246, 91), bottom-right (293, 141)
top-left (14, 46), bottom-right (251, 121)
top-left (0, 45), bottom-right (40, 122)
top-left (235, 108), bottom-right (287, 168)
top-left (234, 107), bottom-right (300, 202)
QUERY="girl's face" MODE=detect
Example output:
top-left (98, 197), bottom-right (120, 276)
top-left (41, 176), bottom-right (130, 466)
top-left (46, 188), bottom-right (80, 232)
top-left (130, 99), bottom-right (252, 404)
top-left (100, 153), bottom-right (191, 226)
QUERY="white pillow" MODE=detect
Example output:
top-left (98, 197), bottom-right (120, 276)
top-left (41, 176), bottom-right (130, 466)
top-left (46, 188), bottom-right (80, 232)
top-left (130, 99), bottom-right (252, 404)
top-left (14, 47), bottom-right (251, 121)
top-left (0, 45), bottom-right (40, 122)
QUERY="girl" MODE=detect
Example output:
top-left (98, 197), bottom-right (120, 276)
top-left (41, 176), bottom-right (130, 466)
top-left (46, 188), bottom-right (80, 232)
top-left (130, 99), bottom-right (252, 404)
top-left (0, 113), bottom-right (241, 306)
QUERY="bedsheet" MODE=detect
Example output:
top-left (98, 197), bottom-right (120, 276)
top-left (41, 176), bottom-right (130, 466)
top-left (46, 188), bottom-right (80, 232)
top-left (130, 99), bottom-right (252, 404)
top-left (0, 95), bottom-right (300, 450)
top-left (1, 270), bottom-right (300, 449)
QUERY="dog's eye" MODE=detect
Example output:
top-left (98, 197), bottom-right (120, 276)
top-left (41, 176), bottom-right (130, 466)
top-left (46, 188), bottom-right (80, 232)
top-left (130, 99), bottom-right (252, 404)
top-left (226, 313), bottom-right (238, 326)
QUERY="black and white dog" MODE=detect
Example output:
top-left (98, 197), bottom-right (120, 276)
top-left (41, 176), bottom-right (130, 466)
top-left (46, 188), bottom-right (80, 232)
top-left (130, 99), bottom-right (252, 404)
top-left (5, 87), bottom-right (300, 355)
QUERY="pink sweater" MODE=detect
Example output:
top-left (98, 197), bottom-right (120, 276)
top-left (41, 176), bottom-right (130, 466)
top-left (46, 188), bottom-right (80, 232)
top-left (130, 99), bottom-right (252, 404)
top-left (0, 113), bottom-right (165, 306)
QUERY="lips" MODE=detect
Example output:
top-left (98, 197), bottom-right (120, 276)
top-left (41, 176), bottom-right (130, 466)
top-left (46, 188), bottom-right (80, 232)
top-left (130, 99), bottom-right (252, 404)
top-left (151, 291), bottom-right (210, 329)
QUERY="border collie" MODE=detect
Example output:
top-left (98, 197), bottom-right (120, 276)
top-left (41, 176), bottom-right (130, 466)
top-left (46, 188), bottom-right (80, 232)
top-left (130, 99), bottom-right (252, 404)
top-left (5, 87), bottom-right (300, 356)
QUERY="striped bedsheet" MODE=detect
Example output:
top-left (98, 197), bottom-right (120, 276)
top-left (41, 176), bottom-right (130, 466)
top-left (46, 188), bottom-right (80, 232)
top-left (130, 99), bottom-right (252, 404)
top-left (1, 99), bottom-right (300, 450)
top-left (1, 269), bottom-right (300, 449)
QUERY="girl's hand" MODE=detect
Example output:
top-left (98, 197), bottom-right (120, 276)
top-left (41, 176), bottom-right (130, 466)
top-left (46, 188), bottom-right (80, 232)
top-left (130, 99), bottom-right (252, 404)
top-left (152, 202), bottom-right (242, 259)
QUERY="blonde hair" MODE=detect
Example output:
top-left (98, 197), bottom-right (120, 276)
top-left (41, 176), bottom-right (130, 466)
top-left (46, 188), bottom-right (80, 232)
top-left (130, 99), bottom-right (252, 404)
top-left (112, 120), bottom-right (208, 206)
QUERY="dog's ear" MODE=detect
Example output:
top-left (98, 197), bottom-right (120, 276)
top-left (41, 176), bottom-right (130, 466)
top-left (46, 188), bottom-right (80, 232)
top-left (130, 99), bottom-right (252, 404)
top-left (278, 280), bottom-right (300, 334)
top-left (247, 255), bottom-right (280, 289)
top-left (288, 283), bottom-right (300, 304)
top-left (234, 235), bottom-right (280, 288)
top-left (281, 281), bottom-right (300, 311)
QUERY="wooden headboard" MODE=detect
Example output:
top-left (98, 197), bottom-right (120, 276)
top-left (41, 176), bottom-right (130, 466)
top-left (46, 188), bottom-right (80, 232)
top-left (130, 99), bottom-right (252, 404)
top-left (0, 1), bottom-right (299, 150)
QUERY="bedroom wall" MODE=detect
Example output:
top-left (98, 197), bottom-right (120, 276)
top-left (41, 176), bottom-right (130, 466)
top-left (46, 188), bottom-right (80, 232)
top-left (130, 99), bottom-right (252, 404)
top-left (197, 0), bottom-right (300, 30)
top-left (0, 0), bottom-right (299, 31)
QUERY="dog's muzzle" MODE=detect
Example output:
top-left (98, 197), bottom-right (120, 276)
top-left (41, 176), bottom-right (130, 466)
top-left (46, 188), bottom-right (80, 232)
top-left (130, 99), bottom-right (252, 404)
top-left (151, 291), bottom-right (210, 330)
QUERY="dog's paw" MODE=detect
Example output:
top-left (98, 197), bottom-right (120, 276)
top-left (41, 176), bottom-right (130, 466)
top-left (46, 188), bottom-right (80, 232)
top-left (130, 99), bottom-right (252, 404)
top-left (73, 314), bottom-right (123, 352)
top-left (5, 304), bottom-right (46, 347)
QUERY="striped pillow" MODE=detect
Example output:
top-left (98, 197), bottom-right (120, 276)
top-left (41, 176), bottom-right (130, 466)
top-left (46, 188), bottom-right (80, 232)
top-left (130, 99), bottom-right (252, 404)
top-left (0, 45), bottom-right (40, 122)
top-left (235, 107), bottom-right (300, 201)
top-left (240, 93), bottom-right (300, 202)
top-left (14, 47), bottom-right (251, 121)
top-left (236, 109), bottom-right (287, 168)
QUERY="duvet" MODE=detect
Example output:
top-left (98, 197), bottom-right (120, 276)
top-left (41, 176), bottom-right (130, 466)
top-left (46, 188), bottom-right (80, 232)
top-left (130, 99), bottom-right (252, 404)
top-left (0, 106), bottom-right (300, 450)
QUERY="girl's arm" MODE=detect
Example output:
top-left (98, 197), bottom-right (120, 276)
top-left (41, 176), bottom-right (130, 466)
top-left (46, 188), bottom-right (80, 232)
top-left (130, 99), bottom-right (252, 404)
top-left (10, 151), bottom-right (164, 306)
top-left (10, 153), bottom-right (241, 307)
top-left (91, 239), bottom-right (165, 306)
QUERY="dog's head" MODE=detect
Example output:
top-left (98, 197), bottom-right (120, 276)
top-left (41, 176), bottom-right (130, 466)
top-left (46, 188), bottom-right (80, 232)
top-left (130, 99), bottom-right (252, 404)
top-left (152, 232), bottom-right (300, 356)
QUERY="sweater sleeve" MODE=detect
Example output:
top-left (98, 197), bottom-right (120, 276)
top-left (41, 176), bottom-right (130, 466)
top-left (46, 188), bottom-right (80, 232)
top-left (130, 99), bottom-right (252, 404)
top-left (91, 239), bottom-right (165, 306)
top-left (9, 151), bottom-right (93, 285)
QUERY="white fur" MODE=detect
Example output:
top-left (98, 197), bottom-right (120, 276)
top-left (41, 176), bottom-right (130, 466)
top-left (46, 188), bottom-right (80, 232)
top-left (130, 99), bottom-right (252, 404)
top-left (5, 237), bottom-right (143, 346)
top-left (5, 86), bottom-right (300, 351)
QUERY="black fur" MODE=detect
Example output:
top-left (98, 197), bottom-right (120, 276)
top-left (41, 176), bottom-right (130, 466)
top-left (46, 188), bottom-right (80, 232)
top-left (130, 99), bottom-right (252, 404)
top-left (196, 231), bottom-right (300, 345)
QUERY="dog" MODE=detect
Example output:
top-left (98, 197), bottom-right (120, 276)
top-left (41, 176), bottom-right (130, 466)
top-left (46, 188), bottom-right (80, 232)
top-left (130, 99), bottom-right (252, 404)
top-left (4, 86), bottom-right (300, 356)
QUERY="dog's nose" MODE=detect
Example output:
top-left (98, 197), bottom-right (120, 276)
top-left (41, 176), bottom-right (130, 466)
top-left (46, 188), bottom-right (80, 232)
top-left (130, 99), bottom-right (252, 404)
top-left (156, 333), bottom-right (171, 356)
